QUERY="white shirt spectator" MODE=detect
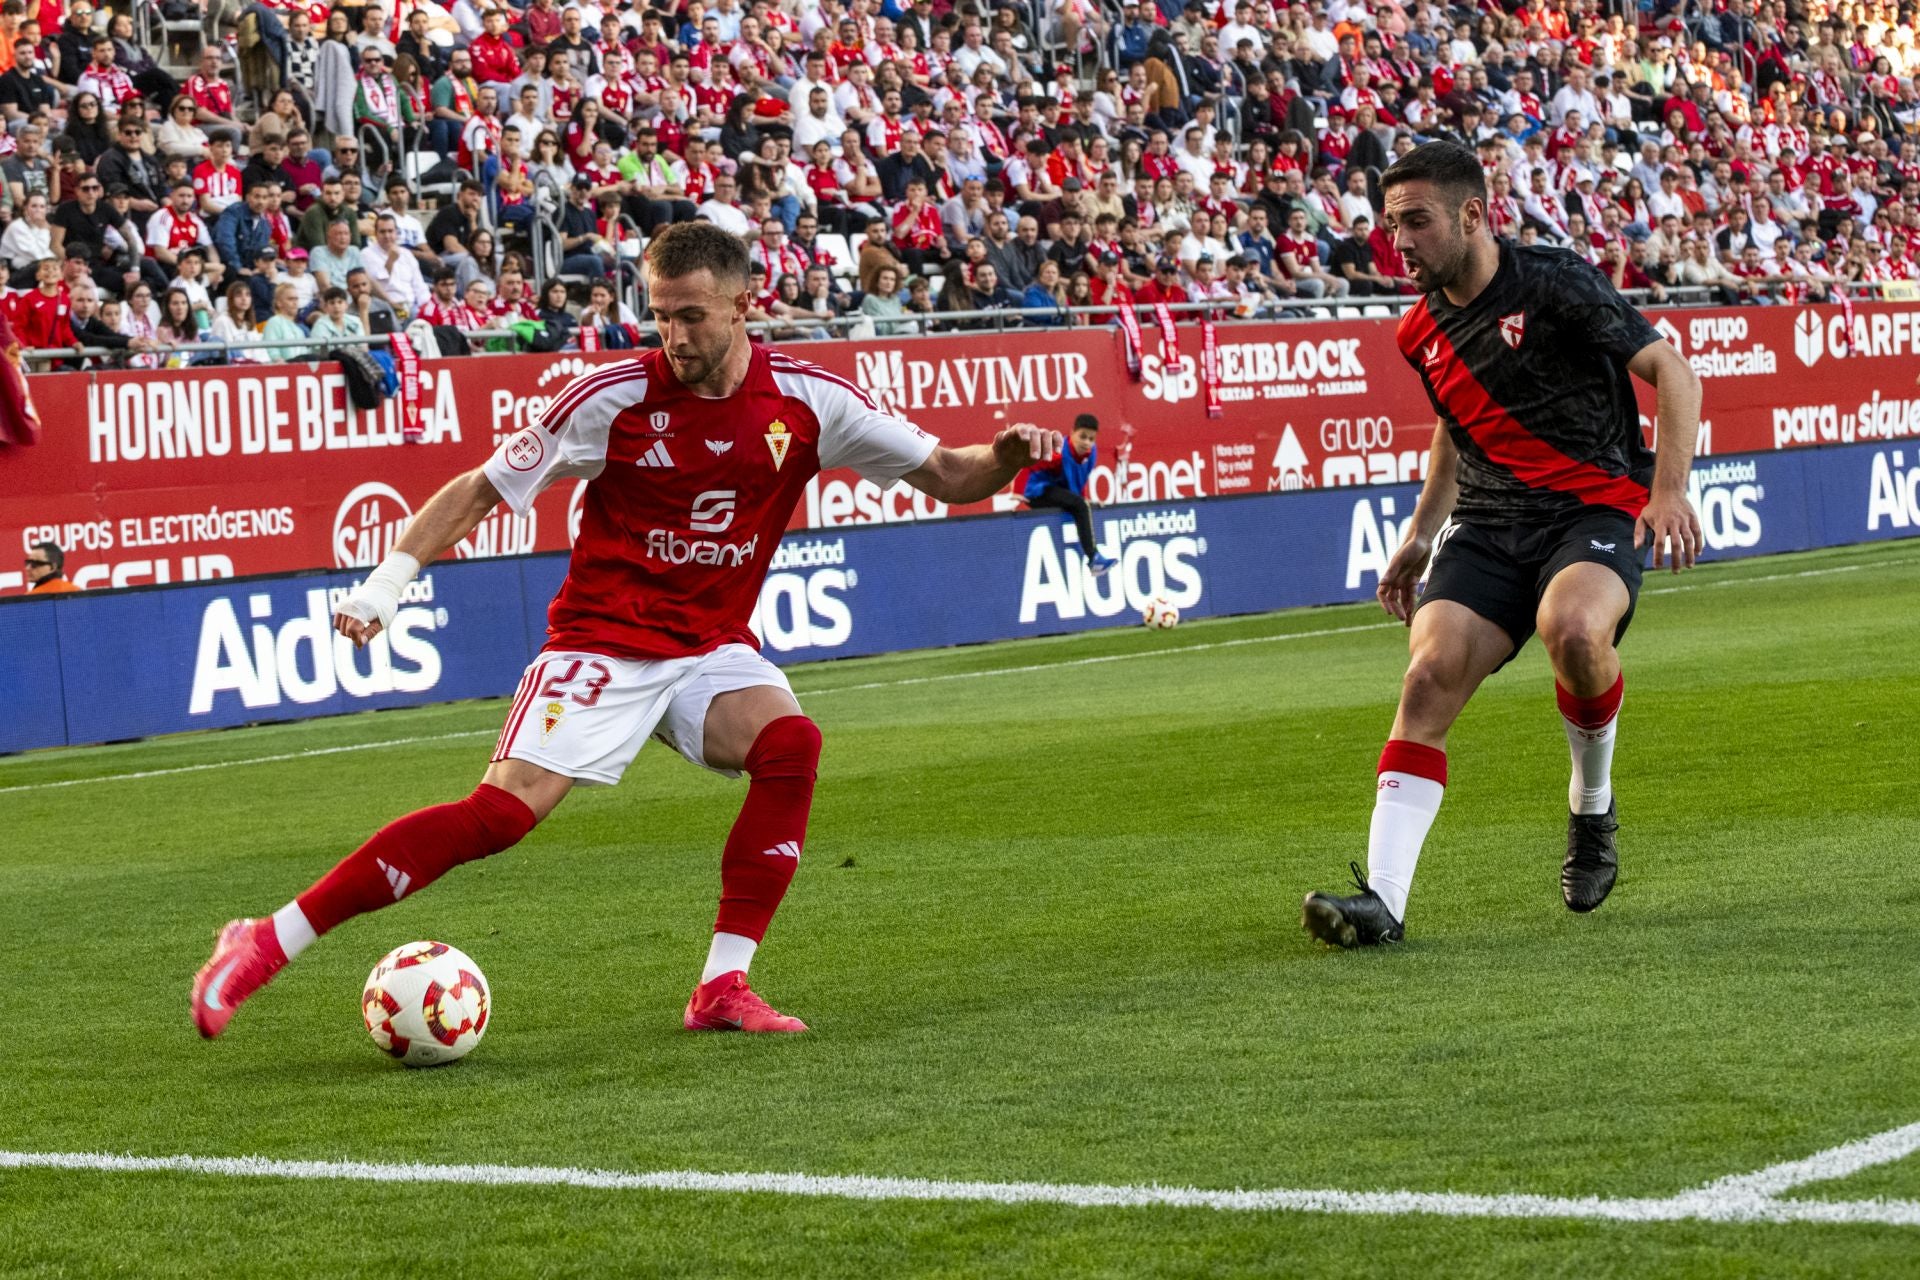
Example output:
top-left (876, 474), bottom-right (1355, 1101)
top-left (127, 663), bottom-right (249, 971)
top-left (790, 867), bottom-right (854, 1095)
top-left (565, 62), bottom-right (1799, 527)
top-left (696, 197), bottom-right (751, 236)
top-left (1647, 188), bottom-right (1688, 222)
top-left (363, 241), bottom-right (430, 314)
top-left (1549, 85), bottom-right (1601, 128)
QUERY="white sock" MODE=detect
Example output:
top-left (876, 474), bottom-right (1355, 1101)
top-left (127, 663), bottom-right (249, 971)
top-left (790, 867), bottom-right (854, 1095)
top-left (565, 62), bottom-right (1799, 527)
top-left (1563, 716), bottom-right (1619, 815)
top-left (1558, 676), bottom-right (1623, 816)
top-left (1368, 772), bottom-right (1445, 922)
top-left (271, 901), bottom-right (318, 960)
top-left (701, 932), bottom-right (757, 984)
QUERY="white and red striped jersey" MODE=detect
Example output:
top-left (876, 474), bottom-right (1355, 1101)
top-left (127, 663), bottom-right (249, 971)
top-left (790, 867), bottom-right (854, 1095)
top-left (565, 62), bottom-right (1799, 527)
top-left (460, 112), bottom-right (503, 171)
top-left (416, 296), bottom-right (481, 327)
top-left (481, 345), bottom-right (937, 659)
top-left (192, 160), bottom-right (243, 210)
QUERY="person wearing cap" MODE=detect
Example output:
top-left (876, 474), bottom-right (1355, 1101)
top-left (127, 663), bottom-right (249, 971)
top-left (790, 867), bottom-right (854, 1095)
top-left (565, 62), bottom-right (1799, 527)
top-left (1111, 0), bottom-right (1154, 69)
top-left (553, 176), bottom-right (611, 280)
top-left (1136, 255), bottom-right (1188, 304)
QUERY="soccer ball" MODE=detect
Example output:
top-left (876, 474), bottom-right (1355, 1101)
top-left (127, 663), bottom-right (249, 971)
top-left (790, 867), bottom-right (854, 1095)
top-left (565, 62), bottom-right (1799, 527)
top-left (362, 941), bottom-right (490, 1067)
top-left (1141, 596), bottom-right (1181, 629)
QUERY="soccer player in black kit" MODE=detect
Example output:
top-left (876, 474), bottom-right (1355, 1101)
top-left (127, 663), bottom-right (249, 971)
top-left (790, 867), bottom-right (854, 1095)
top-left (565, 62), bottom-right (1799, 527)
top-left (1302, 142), bottom-right (1704, 947)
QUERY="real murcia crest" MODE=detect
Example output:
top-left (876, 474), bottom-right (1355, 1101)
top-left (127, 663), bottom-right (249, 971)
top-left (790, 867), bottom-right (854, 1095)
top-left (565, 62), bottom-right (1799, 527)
top-left (541, 701), bottom-right (565, 744)
top-left (765, 418), bottom-right (792, 470)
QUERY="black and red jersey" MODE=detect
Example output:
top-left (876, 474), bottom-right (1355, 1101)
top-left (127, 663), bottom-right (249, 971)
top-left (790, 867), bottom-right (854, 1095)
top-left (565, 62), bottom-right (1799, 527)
top-left (1397, 240), bottom-right (1660, 527)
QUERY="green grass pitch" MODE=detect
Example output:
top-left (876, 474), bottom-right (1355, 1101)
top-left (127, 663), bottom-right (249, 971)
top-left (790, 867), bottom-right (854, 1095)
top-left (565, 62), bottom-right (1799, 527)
top-left (3, 539), bottom-right (1919, 1277)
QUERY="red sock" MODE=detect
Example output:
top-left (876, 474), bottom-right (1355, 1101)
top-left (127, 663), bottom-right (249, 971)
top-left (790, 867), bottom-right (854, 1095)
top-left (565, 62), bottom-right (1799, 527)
top-left (714, 716), bottom-right (821, 943)
top-left (1556, 672), bottom-right (1625, 730)
top-left (295, 784), bottom-right (538, 936)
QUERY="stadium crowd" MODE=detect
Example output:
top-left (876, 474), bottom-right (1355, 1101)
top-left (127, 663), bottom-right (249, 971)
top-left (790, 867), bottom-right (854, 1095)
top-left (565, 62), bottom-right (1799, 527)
top-left (1, 0), bottom-right (1917, 368)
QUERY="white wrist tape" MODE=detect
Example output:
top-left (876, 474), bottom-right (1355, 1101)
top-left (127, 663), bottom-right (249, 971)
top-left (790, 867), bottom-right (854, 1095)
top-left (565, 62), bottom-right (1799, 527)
top-left (339, 551), bottom-right (420, 632)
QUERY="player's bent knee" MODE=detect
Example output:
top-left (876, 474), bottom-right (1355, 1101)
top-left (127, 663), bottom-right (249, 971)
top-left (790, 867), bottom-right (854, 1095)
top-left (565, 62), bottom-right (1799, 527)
top-left (1400, 657), bottom-right (1467, 720)
top-left (1539, 619), bottom-right (1615, 675)
top-left (480, 758), bottom-right (574, 825)
top-left (746, 715), bottom-right (822, 781)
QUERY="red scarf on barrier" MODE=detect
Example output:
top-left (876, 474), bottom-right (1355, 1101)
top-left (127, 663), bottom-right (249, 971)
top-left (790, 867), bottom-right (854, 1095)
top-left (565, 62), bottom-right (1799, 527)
top-left (1113, 285), bottom-right (1143, 379)
top-left (1835, 283), bottom-right (1855, 356)
top-left (579, 322), bottom-right (599, 352)
top-left (391, 331), bottom-right (423, 442)
top-left (1200, 312), bottom-right (1222, 420)
top-left (1152, 301), bottom-right (1179, 367)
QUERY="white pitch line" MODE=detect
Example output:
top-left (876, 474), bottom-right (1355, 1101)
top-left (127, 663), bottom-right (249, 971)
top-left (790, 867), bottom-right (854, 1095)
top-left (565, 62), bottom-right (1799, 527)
top-left (4, 551), bottom-right (1912, 795)
top-left (0, 730), bottom-right (494, 796)
top-left (797, 620), bottom-right (1397, 697)
top-left (1686, 1120), bottom-right (1920, 1201)
top-left (4, 1146), bottom-right (1920, 1227)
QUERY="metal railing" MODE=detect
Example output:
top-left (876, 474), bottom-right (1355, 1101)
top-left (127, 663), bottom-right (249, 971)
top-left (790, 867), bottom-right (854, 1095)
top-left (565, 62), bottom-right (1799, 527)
top-left (737, 286), bottom-right (1727, 339)
top-left (25, 282), bottom-right (1902, 365)
top-left (23, 327), bottom-right (519, 366)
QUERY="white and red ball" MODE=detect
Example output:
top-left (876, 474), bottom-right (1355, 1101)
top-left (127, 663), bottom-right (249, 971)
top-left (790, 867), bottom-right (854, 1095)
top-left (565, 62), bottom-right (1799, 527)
top-left (1141, 596), bottom-right (1181, 630)
top-left (362, 941), bottom-right (490, 1067)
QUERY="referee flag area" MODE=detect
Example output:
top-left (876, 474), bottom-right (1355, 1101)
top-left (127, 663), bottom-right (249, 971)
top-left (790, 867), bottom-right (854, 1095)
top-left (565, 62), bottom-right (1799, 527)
top-left (3, 541), bottom-right (1918, 1276)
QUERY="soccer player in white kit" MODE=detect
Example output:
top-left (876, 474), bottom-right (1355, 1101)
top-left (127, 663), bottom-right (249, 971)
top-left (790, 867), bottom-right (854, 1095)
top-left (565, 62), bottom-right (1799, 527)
top-left (192, 223), bottom-right (1061, 1035)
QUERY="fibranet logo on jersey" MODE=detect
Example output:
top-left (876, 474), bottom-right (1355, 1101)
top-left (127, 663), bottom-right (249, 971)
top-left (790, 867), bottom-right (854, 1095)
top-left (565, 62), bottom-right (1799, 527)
top-left (1141, 337), bottom-right (1368, 406)
top-left (753, 538), bottom-right (855, 652)
top-left (852, 347), bottom-right (1094, 416)
top-left (1688, 459), bottom-right (1764, 551)
top-left (1018, 507), bottom-right (1205, 623)
top-left (188, 584), bottom-right (444, 715)
top-left (1868, 448), bottom-right (1920, 532)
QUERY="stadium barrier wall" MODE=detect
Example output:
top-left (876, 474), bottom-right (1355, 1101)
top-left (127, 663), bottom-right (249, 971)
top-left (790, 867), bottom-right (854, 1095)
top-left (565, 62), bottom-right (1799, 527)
top-left (6, 301), bottom-right (1920, 592)
top-left (5, 438), bottom-right (1918, 754)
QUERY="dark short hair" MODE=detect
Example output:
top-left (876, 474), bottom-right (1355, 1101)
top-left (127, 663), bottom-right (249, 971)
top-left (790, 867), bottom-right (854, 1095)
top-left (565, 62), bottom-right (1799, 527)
top-left (30, 540), bottom-right (62, 574)
top-left (1379, 139), bottom-right (1486, 210)
top-left (320, 286), bottom-right (349, 304)
top-left (644, 221), bottom-right (750, 290)
top-left (1072, 413), bottom-right (1099, 432)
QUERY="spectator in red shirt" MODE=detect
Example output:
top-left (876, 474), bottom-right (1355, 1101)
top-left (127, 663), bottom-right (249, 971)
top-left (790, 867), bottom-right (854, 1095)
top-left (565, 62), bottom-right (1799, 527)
top-left (1136, 257), bottom-right (1188, 304)
top-left (186, 46), bottom-right (240, 134)
top-left (469, 9), bottom-right (523, 85)
top-left (8, 256), bottom-right (70, 352)
top-left (890, 176), bottom-right (950, 274)
top-left (522, 0), bottom-right (563, 48)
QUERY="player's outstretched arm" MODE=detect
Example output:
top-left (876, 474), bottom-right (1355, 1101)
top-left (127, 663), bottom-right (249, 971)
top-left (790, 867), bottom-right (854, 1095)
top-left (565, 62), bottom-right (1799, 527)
top-left (333, 468), bottom-right (506, 647)
top-left (902, 423), bottom-right (1064, 504)
top-left (1378, 423), bottom-right (1459, 625)
top-left (1628, 339), bottom-right (1704, 573)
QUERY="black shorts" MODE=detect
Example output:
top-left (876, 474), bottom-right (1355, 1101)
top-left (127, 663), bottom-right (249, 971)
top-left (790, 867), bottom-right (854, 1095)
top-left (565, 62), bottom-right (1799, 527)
top-left (1417, 509), bottom-right (1645, 668)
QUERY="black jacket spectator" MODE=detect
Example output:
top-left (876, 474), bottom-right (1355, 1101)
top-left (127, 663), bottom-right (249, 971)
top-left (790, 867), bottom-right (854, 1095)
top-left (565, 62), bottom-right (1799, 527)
top-left (877, 151), bottom-right (937, 203)
top-left (241, 154), bottom-right (293, 193)
top-left (95, 144), bottom-right (162, 208)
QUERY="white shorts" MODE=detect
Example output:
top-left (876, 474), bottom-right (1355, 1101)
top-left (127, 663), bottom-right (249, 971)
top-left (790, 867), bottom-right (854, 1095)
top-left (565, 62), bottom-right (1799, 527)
top-left (490, 644), bottom-right (793, 785)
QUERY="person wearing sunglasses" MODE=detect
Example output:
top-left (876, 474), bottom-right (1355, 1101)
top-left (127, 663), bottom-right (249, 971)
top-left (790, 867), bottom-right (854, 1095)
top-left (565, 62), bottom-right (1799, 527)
top-left (22, 542), bottom-right (78, 594)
